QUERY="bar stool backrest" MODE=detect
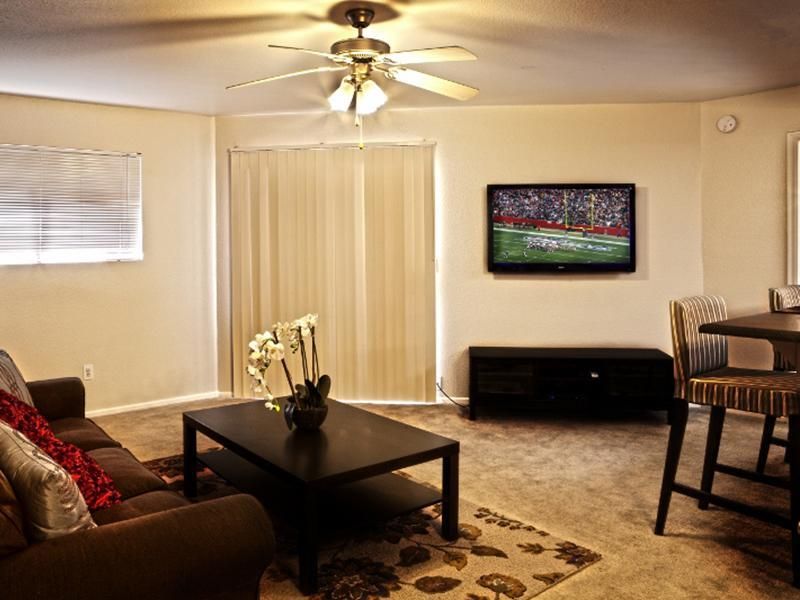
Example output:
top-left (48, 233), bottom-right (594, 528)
top-left (769, 285), bottom-right (800, 312)
top-left (768, 285), bottom-right (800, 371)
top-left (670, 295), bottom-right (728, 399)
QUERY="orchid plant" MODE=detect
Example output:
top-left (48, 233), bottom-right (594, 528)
top-left (246, 313), bottom-right (331, 430)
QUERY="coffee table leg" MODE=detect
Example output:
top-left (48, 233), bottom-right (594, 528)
top-left (183, 420), bottom-right (197, 498)
top-left (298, 489), bottom-right (319, 595)
top-left (442, 453), bottom-right (459, 540)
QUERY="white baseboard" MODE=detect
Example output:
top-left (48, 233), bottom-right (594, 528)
top-left (345, 396), bottom-right (469, 405)
top-left (345, 399), bottom-right (439, 405)
top-left (87, 391), bottom-right (232, 418)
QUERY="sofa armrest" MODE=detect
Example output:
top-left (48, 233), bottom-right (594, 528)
top-left (0, 494), bottom-right (275, 600)
top-left (26, 377), bottom-right (86, 421)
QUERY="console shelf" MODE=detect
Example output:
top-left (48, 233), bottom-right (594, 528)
top-left (468, 346), bottom-right (673, 420)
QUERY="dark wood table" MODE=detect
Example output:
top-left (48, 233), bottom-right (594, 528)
top-left (182, 400), bottom-right (459, 595)
top-left (699, 310), bottom-right (800, 366)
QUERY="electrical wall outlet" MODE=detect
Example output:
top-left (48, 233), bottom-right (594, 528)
top-left (438, 376), bottom-right (444, 389)
top-left (82, 364), bottom-right (94, 380)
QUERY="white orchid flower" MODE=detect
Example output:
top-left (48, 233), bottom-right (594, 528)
top-left (272, 322), bottom-right (291, 341)
top-left (248, 315), bottom-right (321, 410)
top-left (266, 341), bottom-right (285, 361)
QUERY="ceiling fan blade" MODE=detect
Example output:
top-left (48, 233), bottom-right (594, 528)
top-left (267, 44), bottom-right (345, 62)
top-left (227, 66), bottom-right (347, 90)
top-left (379, 66), bottom-right (479, 101)
top-left (382, 46), bottom-right (477, 65)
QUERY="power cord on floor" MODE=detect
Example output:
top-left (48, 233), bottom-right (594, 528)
top-left (436, 381), bottom-right (470, 411)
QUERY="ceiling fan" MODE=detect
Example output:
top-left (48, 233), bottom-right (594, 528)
top-left (226, 6), bottom-right (478, 117)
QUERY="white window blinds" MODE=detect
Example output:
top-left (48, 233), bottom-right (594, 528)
top-left (0, 144), bottom-right (142, 265)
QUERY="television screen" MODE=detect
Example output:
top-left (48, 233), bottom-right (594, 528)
top-left (488, 183), bottom-right (635, 273)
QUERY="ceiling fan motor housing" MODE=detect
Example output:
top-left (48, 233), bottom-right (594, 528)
top-left (331, 37), bottom-right (390, 60)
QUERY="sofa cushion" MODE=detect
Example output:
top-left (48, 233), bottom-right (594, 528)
top-left (0, 470), bottom-right (27, 557)
top-left (0, 420), bottom-right (96, 542)
top-left (88, 447), bottom-right (167, 500)
top-left (0, 351), bottom-right (33, 407)
top-left (50, 418), bottom-right (121, 451)
top-left (92, 490), bottom-right (190, 525)
top-left (0, 391), bottom-right (122, 511)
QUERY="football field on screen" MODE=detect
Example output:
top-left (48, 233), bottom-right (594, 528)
top-left (493, 226), bottom-right (630, 264)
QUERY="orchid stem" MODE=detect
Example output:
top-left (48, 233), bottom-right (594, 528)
top-left (280, 359), bottom-right (301, 409)
top-left (298, 330), bottom-right (309, 382)
top-left (311, 331), bottom-right (317, 382)
top-left (311, 334), bottom-right (321, 378)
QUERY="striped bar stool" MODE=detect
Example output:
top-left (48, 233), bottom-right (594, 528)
top-left (655, 295), bottom-right (800, 587)
top-left (755, 286), bottom-right (800, 473)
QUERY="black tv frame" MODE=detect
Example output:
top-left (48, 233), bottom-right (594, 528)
top-left (488, 183), bottom-right (636, 273)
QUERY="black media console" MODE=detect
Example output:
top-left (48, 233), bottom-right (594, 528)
top-left (468, 346), bottom-right (673, 420)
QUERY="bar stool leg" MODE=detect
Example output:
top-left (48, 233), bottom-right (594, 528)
top-left (655, 399), bottom-right (689, 535)
top-left (789, 415), bottom-right (800, 588)
top-left (699, 406), bottom-right (725, 509)
top-left (757, 416), bottom-right (776, 474)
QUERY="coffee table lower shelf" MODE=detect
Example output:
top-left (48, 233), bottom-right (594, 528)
top-left (198, 449), bottom-right (443, 527)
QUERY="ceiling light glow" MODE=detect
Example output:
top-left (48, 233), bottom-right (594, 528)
top-left (328, 78), bottom-right (355, 112)
top-left (355, 79), bottom-right (387, 116)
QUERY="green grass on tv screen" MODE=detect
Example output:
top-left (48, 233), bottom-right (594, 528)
top-left (493, 225), bottom-right (630, 265)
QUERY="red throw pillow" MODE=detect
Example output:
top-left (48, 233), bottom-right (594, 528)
top-left (0, 390), bottom-right (52, 445)
top-left (0, 390), bottom-right (121, 511)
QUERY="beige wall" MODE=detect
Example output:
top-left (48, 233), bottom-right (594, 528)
top-left (701, 85), bottom-right (800, 368)
top-left (8, 84), bottom-right (792, 408)
top-left (215, 103), bottom-right (704, 397)
top-left (0, 93), bottom-right (217, 412)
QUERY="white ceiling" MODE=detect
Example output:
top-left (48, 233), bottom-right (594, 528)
top-left (1, 0), bottom-right (800, 116)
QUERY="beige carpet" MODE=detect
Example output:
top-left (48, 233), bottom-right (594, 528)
top-left (96, 399), bottom-right (800, 599)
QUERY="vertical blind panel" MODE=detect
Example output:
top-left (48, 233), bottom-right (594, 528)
top-left (0, 145), bottom-right (142, 265)
top-left (230, 145), bottom-right (435, 403)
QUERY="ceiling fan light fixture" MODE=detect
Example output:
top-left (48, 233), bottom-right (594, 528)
top-left (355, 79), bottom-right (387, 115)
top-left (227, 8), bottom-right (478, 118)
top-left (328, 77), bottom-right (355, 112)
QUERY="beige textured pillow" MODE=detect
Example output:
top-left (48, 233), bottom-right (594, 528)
top-left (0, 420), bottom-right (95, 542)
top-left (0, 351), bottom-right (34, 407)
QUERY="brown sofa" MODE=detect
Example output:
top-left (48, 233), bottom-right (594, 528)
top-left (0, 377), bottom-right (275, 600)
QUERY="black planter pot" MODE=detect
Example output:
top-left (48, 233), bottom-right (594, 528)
top-left (291, 404), bottom-right (328, 431)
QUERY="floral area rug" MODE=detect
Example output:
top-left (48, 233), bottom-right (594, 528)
top-left (144, 454), bottom-right (601, 599)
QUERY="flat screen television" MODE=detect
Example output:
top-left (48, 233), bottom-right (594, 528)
top-left (488, 183), bottom-right (636, 273)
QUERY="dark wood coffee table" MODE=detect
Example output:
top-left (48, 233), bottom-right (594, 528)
top-left (182, 400), bottom-right (459, 594)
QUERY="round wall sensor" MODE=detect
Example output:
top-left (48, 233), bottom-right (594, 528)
top-left (716, 115), bottom-right (737, 133)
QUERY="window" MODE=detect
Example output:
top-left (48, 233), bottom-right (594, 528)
top-left (0, 144), bottom-right (142, 265)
